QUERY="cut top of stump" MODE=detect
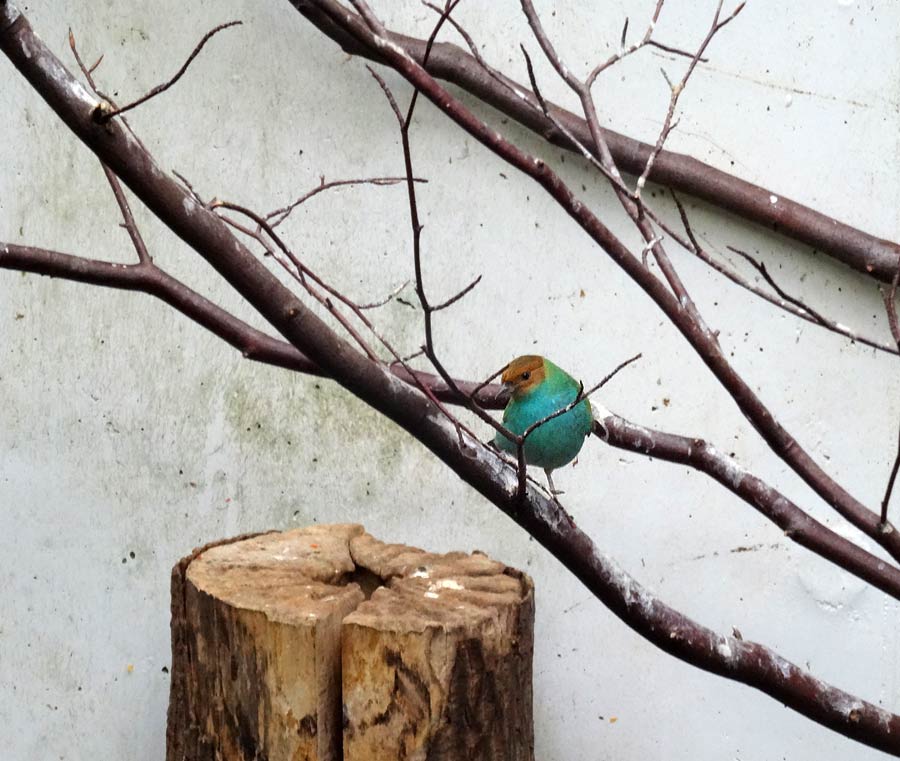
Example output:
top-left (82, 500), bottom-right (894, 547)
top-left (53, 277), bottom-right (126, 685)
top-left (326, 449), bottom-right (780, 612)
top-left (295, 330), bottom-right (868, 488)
top-left (184, 523), bottom-right (532, 634)
top-left (185, 523), bottom-right (366, 626)
top-left (346, 530), bottom-right (529, 640)
top-left (172, 524), bottom-right (534, 761)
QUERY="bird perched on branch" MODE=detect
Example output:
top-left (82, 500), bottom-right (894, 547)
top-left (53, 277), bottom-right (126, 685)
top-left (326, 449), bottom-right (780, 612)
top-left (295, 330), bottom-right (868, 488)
top-left (494, 355), bottom-right (593, 495)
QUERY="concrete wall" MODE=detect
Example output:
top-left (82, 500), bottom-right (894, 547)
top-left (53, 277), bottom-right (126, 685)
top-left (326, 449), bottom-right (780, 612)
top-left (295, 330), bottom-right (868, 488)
top-left (2, 1), bottom-right (898, 759)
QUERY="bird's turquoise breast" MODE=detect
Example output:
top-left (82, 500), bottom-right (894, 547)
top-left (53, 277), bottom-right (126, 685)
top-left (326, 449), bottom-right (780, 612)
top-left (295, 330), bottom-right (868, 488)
top-left (495, 384), bottom-right (593, 470)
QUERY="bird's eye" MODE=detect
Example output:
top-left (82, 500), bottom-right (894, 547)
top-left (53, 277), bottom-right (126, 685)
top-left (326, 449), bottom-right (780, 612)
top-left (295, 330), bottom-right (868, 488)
top-left (521, 371), bottom-right (531, 381)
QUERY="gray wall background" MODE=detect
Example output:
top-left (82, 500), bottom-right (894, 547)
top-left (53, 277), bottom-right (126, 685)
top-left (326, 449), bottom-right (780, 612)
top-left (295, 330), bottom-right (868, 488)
top-left (2, 1), bottom-right (899, 759)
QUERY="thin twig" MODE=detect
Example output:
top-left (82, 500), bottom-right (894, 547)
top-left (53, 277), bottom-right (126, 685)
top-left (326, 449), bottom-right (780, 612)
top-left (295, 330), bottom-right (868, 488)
top-left (521, 0), bottom-right (696, 313)
top-left (883, 427), bottom-right (900, 529)
top-left (727, 245), bottom-right (833, 327)
top-left (266, 176), bottom-right (421, 229)
top-left (419, 7), bottom-right (896, 356)
top-left (635, 1), bottom-right (745, 198)
top-left (404, 0), bottom-right (462, 128)
top-left (521, 353), bottom-right (642, 444)
top-left (102, 167), bottom-right (150, 265)
top-left (173, 170), bottom-right (206, 205)
top-left (367, 67), bottom-right (503, 442)
top-left (365, 7), bottom-right (521, 472)
top-left (664, 193), bottom-right (898, 354)
top-left (358, 279), bottom-right (409, 310)
top-left (648, 39), bottom-right (709, 61)
top-left (295, 0), bottom-right (900, 284)
top-left (431, 274), bottom-right (482, 311)
top-left (212, 199), bottom-right (390, 362)
top-left (94, 21), bottom-right (242, 122)
top-left (69, 28), bottom-right (152, 268)
top-left (585, 0), bottom-right (699, 86)
top-left (307, 0), bottom-right (900, 563)
top-left (881, 261), bottom-right (900, 526)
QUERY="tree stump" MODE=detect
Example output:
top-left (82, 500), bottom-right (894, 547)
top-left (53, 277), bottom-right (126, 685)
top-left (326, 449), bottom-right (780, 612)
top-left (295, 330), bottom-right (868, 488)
top-left (166, 524), bottom-right (534, 761)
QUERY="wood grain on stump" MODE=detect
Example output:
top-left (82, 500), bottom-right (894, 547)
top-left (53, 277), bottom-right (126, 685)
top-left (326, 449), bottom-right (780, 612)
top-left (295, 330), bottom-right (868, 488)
top-left (166, 524), bottom-right (533, 761)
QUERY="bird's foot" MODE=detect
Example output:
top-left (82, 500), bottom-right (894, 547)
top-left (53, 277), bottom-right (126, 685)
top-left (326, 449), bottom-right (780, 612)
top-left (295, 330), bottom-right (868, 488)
top-left (544, 470), bottom-right (564, 498)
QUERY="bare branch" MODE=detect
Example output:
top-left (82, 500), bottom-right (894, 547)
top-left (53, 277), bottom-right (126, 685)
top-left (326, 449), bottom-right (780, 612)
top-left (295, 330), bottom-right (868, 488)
top-left (583, 0), bottom-right (703, 87)
top-left (290, 1), bottom-right (900, 283)
top-left (94, 20), bottom-right (242, 122)
top-left (594, 411), bottom-right (900, 601)
top-left (0, 242), bottom-right (323, 375)
top-left (728, 245), bottom-right (833, 327)
top-left (431, 273), bottom-right (482, 311)
top-left (666, 194), bottom-right (898, 355)
top-left (212, 198), bottom-right (386, 362)
top-left (521, 0), bottom-right (697, 317)
top-left (522, 354), bottom-right (642, 444)
top-left (102, 166), bottom-right (151, 265)
top-left (265, 176), bottom-right (421, 229)
top-left (881, 262), bottom-right (900, 526)
top-left (635, 1), bottom-right (745, 197)
top-left (6, 5), bottom-right (900, 753)
top-left (367, 41), bottom-right (506, 444)
top-left (302, 0), bottom-right (900, 590)
top-left (415, 8), bottom-right (898, 357)
top-left (358, 279), bottom-right (409, 310)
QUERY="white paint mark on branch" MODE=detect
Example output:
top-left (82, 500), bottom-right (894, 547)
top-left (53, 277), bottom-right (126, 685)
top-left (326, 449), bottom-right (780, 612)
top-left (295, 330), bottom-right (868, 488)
top-left (706, 443), bottom-right (746, 489)
top-left (716, 637), bottom-right (734, 660)
top-left (0, 2), bottom-right (23, 30)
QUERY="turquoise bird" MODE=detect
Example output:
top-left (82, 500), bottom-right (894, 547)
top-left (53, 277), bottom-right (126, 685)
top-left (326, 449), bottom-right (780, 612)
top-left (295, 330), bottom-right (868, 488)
top-left (494, 355), bottom-right (593, 495)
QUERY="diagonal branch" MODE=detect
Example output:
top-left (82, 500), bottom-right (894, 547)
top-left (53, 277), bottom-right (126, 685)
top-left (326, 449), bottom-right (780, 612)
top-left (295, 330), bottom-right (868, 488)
top-left (10, 237), bottom-right (900, 605)
top-left (421, 10), bottom-right (897, 356)
top-left (289, 0), bottom-right (900, 284)
top-left (0, 243), bottom-right (323, 375)
top-left (667, 194), bottom-right (898, 355)
top-left (881, 263), bottom-right (900, 525)
top-left (94, 21), bottom-right (242, 122)
top-left (3, 4), bottom-right (900, 753)
top-left (593, 412), bottom-right (900, 599)
top-left (0, 241), bottom-right (508, 405)
top-left (633, 1), bottom-right (745, 197)
top-left (265, 175), bottom-right (419, 228)
top-left (305, 0), bottom-right (900, 565)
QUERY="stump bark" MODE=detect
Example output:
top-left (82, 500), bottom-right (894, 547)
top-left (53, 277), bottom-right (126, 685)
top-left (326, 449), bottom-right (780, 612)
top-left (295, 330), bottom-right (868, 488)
top-left (166, 524), bottom-right (534, 761)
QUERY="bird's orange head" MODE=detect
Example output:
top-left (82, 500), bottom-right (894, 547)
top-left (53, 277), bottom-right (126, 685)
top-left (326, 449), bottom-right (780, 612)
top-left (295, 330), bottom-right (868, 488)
top-left (501, 355), bottom-right (546, 399)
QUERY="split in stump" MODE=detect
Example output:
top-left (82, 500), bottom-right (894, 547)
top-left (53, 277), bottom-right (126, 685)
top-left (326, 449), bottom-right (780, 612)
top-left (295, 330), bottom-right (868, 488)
top-left (166, 524), bottom-right (534, 761)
